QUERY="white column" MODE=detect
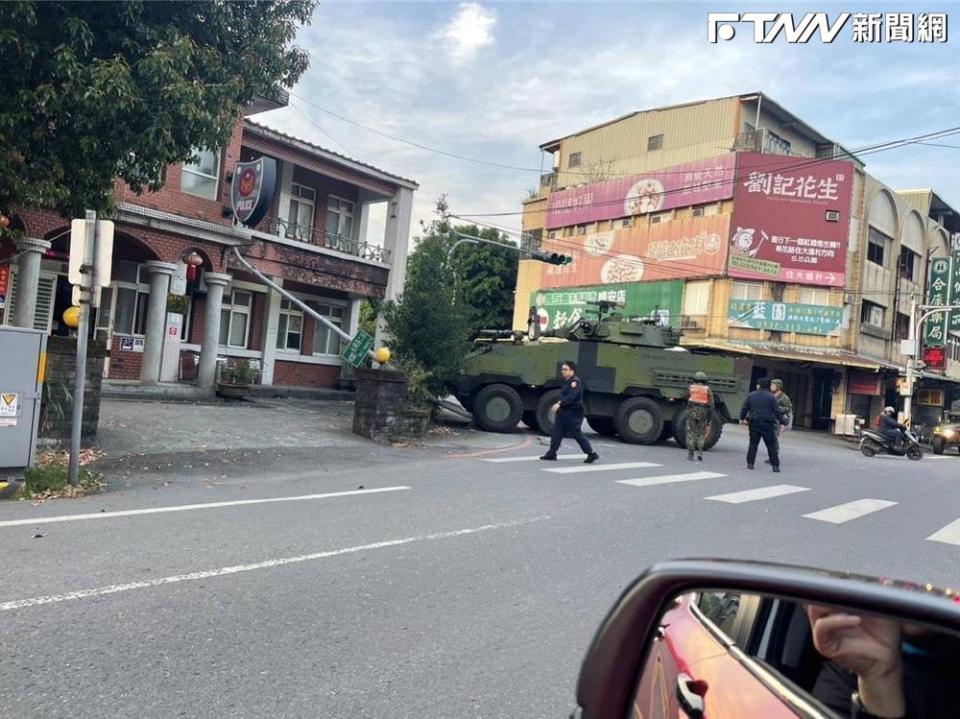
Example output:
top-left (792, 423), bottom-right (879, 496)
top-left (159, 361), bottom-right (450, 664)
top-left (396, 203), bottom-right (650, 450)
top-left (347, 297), bottom-right (362, 336)
top-left (259, 278), bottom-right (284, 385)
top-left (197, 272), bottom-right (231, 391)
top-left (140, 261), bottom-right (177, 384)
top-left (357, 201), bottom-right (371, 243)
top-left (383, 187), bottom-right (414, 301)
top-left (13, 237), bottom-right (51, 328)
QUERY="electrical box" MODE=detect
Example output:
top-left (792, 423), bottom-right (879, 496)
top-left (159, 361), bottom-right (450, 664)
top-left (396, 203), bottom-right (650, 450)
top-left (0, 326), bottom-right (47, 473)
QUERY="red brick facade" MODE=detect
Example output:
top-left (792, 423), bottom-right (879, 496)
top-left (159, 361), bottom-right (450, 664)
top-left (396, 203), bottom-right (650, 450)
top-left (108, 335), bottom-right (144, 380)
top-left (273, 360), bottom-right (340, 388)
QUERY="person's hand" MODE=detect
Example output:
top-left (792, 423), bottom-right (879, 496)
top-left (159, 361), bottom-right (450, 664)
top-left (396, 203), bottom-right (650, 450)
top-left (806, 605), bottom-right (904, 718)
top-left (552, 402), bottom-right (561, 412)
top-left (740, 419), bottom-right (748, 425)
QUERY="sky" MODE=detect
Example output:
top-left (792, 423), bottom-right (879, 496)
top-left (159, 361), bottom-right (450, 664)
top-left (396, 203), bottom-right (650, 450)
top-left (254, 1), bottom-right (960, 244)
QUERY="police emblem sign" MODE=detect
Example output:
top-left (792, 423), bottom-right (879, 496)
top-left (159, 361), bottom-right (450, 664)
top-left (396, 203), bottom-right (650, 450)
top-left (230, 157), bottom-right (278, 228)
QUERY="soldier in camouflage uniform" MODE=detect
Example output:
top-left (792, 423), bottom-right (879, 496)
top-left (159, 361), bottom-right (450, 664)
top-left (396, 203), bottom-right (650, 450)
top-left (686, 371), bottom-right (714, 462)
top-left (771, 379), bottom-right (793, 433)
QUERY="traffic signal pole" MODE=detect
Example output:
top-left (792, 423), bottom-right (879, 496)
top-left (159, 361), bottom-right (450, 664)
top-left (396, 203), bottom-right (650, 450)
top-left (447, 232), bottom-right (571, 264)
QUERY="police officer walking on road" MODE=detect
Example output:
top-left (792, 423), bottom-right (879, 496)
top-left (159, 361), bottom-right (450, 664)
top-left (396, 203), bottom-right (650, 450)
top-left (541, 360), bottom-right (600, 464)
top-left (686, 371), bottom-right (714, 462)
top-left (740, 378), bottom-right (786, 472)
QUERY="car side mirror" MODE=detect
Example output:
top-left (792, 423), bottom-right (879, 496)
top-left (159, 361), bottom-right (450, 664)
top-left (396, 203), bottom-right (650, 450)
top-left (573, 560), bottom-right (960, 719)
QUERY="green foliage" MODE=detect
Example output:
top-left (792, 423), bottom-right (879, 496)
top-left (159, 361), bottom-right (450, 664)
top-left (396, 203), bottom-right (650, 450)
top-left (0, 0), bottom-right (316, 219)
top-left (166, 294), bottom-right (189, 315)
top-left (358, 299), bottom-right (380, 337)
top-left (449, 224), bottom-right (518, 337)
top-left (220, 358), bottom-right (257, 385)
top-left (23, 458), bottom-right (102, 497)
top-left (393, 356), bottom-right (433, 408)
top-left (39, 378), bottom-right (72, 435)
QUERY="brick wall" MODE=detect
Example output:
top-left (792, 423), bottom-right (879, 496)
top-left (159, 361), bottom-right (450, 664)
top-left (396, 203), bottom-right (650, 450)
top-left (189, 295), bottom-right (207, 344)
top-left (107, 335), bottom-right (144, 380)
top-left (39, 336), bottom-right (106, 448)
top-left (273, 360), bottom-right (340, 388)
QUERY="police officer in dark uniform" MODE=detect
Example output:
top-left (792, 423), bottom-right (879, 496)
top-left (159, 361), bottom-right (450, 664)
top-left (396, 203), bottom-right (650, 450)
top-left (541, 360), bottom-right (600, 464)
top-left (740, 377), bottom-right (785, 472)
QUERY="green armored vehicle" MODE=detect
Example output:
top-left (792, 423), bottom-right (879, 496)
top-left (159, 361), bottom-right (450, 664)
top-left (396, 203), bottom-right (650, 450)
top-left (449, 304), bottom-right (751, 449)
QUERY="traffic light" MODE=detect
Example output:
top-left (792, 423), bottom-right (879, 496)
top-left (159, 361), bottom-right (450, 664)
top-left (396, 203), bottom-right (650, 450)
top-left (530, 251), bottom-right (573, 265)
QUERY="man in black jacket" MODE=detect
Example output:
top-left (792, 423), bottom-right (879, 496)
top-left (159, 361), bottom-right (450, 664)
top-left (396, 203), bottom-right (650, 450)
top-left (740, 378), bottom-right (785, 471)
top-left (541, 360), bottom-right (600, 464)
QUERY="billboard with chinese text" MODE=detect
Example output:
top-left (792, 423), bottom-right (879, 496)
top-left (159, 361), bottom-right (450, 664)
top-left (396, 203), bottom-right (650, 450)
top-left (727, 152), bottom-right (854, 287)
top-left (544, 154), bottom-right (736, 230)
top-left (530, 280), bottom-right (683, 333)
top-left (728, 299), bottom-right (843, 336)
top-left (924, 255), bottom-right (952, 346)
top-left (539, 214), bottom-right (730, 289)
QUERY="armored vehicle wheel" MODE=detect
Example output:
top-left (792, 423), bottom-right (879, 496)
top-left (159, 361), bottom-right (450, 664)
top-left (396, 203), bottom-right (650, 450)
top-left (534, 389), bottom-right (563, 435)
top-left (614, 397), bottom-right (664, 445)
top-left (932, 437), bottom-right (945, 454)
top-left (521, 410), bottom-right (538, 430)
top-left (587, 416), bottom-right (617, 437)
top-left (672, 409), bottom-right (723, 450)
top-left (473, 384), bottom-right (523, 433)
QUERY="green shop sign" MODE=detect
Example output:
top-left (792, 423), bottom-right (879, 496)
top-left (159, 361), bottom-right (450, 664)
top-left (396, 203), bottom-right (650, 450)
top-left (925, 256), bottom-right (951, 347)
top-left (530, 281), bottom-right (683, 332)
top-left (728, 300), bottom-right (843, 336)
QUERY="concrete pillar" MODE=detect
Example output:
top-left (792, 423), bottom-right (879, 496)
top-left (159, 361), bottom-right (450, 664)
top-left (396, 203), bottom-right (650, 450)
top-left (13, 237), bottom-right (51, 328)
top-left (139, 261), bottom-right (177, 384)
top-left (383, 187), bottom-right (414, 301)
top-left (197, 272), bottom-right (232, 391)
top-left (259, 278), bottom-right (284, 385)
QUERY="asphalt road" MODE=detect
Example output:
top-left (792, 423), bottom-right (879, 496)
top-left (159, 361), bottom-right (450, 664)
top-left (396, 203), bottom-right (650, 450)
top-left (2, 424), bottom-right (959, 718)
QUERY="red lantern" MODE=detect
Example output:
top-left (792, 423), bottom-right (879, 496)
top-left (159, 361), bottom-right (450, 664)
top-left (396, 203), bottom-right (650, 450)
top-left (184, 251), bottom-right (203, 281)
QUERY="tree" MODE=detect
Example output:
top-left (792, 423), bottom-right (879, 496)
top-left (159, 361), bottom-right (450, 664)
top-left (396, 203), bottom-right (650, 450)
top-left (449, 224), bottom-right (518, 338)
top-left (0, 1), bottom-right (316, 219)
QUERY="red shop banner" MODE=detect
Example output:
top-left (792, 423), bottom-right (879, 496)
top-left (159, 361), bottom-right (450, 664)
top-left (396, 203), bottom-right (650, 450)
top-left (727, 152), bottom-right (854, 288)
top-left (544, 154), bottom-right (736, 230)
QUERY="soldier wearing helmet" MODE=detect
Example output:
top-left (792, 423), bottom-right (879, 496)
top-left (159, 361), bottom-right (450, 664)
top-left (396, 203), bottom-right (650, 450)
top-left (686, 371), bottom-right (714, 462)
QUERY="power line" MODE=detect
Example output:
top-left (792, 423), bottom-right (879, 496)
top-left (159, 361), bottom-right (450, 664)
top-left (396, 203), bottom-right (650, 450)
top-left (457, 126), bottom-right (960, 218)
top-left (288, 103), bottom-right (353, 155)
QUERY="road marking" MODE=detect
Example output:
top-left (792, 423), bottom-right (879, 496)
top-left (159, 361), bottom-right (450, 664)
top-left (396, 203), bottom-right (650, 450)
top-left (544, 461), bottom-right (662, 474)
top-left (0, 516), bottom-right (550, 612)
top-left (706, 484), bottom-right (811, 504)
top-left (927, 518), bottom-right (960, 545)
top-left (617, 471), bottom-right (726, 488)
top-left (803, 499), bottom-right (897, 524)
top-left (0, 487), bottom-right (411, 529)
top-left (483, 454), bottom-right (584, 463)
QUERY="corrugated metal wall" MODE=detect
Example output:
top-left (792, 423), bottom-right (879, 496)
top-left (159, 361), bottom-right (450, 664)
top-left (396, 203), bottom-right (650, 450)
top-left (555, 97), bottom-right (741, 188)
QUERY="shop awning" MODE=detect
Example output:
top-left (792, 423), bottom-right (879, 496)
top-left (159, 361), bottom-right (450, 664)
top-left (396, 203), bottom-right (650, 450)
top-left (683, 339), bottom-right (904, 372)
top-left (917, 370), bottom-right (960, 384)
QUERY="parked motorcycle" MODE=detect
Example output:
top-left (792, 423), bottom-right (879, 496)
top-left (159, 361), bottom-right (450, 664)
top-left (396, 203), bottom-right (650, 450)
top-left (859, 427), bottom-right (923, 460)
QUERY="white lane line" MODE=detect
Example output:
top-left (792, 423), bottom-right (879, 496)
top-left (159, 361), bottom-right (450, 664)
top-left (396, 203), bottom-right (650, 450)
top-left (0, 487), bottom-right (411, 529)
top-left (544, 461), bottom-right (662, 474)
top-left (803, 499), bottom-right (897, 524)
top-left (706, 484), bottom-right (811, 504)
top-left (482, 454), bottom-right (583, 463)
top-left (927, 518), bottom-right (960, 545)
top-left (0, 516), bottom-right (551, 612)
top-left (617, 471), bottom-right (727, 488)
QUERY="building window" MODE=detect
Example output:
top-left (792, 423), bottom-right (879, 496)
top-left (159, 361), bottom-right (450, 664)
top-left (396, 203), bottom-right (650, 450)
top-left (899, 247), bottom-right (919, 282)
top-left (765, 131), bottom-right (792, 156)
top-left (861, 300), bottom-right (885, 327)
top-left (621, 217), bottom-right (634, 228)
top-left (650, 210), bottom-right (673, 224)
top-left (562, 226), bottom-right (573, 238)
top-left (287, 183), bottom-right (317, 241)
top-left (568, 152), bottom-right (582, 168)
top-left (326, 195), bottom-right (355, 239)
top-left (692, 206), bottom-right (705, 218)
top-left (219, 290), bottom-right (252, 348)
top-left (731, 281), bottom-right (763, 301)
top-left (797, 287), bottom-right (830, 305)
top-left (547, 230), bottom-right (558, 240)
top-left (575, 224), bottom-right (587, 235)
top-left (867, 227), bottom-right (889, 266)
top-left (311, 302), bottom-right (346, 355)
top-left (276, 299), bottom-right (303, 351)
top-left (180, 148), bottom-right (221, 200)
top-left (647, 134), bottom-right (664, 151)
top-left (896, 312), bottom-right (911, 341)
top-left (114, 261), bottom-right (150, 336)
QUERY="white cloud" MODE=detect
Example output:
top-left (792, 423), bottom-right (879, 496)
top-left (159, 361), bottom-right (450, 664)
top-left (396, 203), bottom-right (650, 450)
top-left (437, 2), bottom-right (496, 65)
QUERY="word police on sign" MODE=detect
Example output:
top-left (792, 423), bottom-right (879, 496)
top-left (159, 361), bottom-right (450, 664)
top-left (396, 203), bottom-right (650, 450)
top-left (708, 12), bottom-right (948, 44)
top-left (230, 157), bottom-right (278, 228)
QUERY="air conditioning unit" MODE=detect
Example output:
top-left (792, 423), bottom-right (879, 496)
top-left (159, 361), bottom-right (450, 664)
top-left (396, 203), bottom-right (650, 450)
top-left (825, 210), bottom-right (840, 222)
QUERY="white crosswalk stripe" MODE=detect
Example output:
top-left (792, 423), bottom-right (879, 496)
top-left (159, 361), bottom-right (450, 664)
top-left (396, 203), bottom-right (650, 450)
top-left (803, 499), bottom-right (897, 524)
top-left (544, 461), bottom-right (661, 475)
top-left (706, 484), bottom-right (811, 504)
top-left (927, 518), bottom-right (960, 546)
top-left (482, 454), bottom-right (583, 463)
top-left (617, 471), bottom-right (726, 489)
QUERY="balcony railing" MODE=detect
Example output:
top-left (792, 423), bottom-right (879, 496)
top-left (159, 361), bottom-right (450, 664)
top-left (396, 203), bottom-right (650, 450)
top-left (264, 217), bottom-right (390, 263)
top-left (733, 128), bottom-right (812, 158)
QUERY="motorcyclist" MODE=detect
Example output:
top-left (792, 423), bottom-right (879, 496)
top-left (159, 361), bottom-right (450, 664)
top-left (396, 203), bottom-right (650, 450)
top-left (879, 406), bottom-right (908, 450)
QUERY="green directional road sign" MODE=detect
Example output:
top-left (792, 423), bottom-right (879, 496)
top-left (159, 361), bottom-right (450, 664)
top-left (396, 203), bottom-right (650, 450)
top-left (341, 329), bottom-right (374, 368)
